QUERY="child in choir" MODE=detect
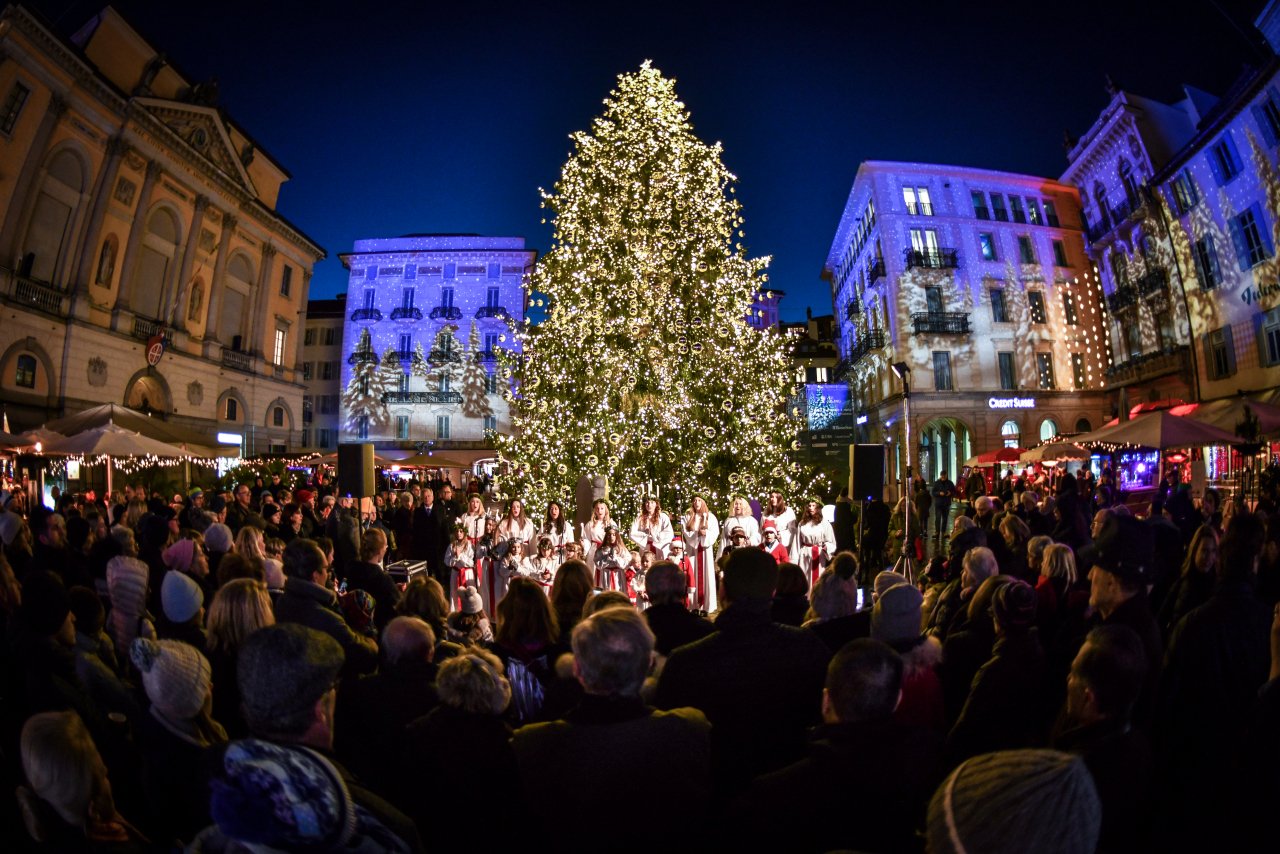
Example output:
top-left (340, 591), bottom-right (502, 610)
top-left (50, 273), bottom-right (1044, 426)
top-left (530, 536), bottom-right (560, 593)
top-left (493, 539), bottom-right (530, 605)
top-left (666, 537), bottom-right (696, 608)
top-left (593, 524), bottom-right (630, 592)
top-left (443, 523), bottom-right (476, 608)
top-left (476, 515), bottom-right (508, 614)
top-left (760, 519), bottom-right (789, 563)
top-left (540, 500), bottom-right (574, 558)
top-left (581, 499), bottom-right (612, 574)
top-left (629, 495), bottom-right (674, 557)
top-left (563, 541), bottom-right (585, 563)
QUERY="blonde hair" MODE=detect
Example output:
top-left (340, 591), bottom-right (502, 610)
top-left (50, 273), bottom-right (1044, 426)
top-left (206, 578), bottom-right (275, 654)
top-left (1042, 543), bottom-right (1077, 586)
top-left (437, 650), bottom-right (511, 715)
top-left (235, 525), bottom-right (266, 562)
top-left (359, 527), bottom-right (388, 561)
top-left (20, 711), bottom-right (107, 829)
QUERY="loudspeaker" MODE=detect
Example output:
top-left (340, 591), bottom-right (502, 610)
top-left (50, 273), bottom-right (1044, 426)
top-left (337, 443), bottom-right (375, 498)
top-left (849, 444), bottom-right (886, 502)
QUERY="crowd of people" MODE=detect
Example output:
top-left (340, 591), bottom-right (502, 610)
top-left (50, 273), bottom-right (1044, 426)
top-left (0, 463), bottom-right (1278, 852)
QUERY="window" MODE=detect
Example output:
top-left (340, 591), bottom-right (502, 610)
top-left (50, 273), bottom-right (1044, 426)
top-left (1209, 135), bottom-right (1242, 184)
top-left (990, 288), bottom-right (1008, 323)
top-left (396, 415), bottom-right (410, 440)
top-left (273, 328), bottom-right (287, 365)
top-left (998, 352), bottom-right (1016, 390)
top-left (301, 428), bottom-right (310, 447)
top-left (1028, 291), bottom-right (1047, 323)
top-left (1036, 353), bottom-right (1056, 389)
top-left (1206, 325), bottom-right (1236, 379)
top-left (1171, 170), bottom-right (1199, 214)
top-left (439, 374), bottom-right (451, 393)
top-left (1052, 239), bottom-right (1069, 267)
top-left (932, 351), bottom-right (953, 391)
top-left (1255, 88), bottom-right (1280, 147)
top-left (1018, 235), bottom-right (1036, 264)
top-left (925, 286), bottom-right (943, 314)
top-left (1119, 159), bottom-right (1141, 207)
top-left (280, 265), bottom-right (292, 297)
top-left (1072, 353), bottom-right (1086, 389)
top-left (486, 286), bottom-right (500, 308)
top-left (487, 262), bottom-right (501, 279)
top-left (441, 287), bottom-right (455, 307)
top-left (1262, 308), bottom-right (1280, 366)
top-left (1026, 198), bottom-right (1042, 225)
top-left (1001, 420), bottom-right (1020, 449)
top-left (1063, 291), bottom-right (1078, 325)
top-left (224, 397), bottom-right (239, 421)
top-left (14, 353), bottom-right (36, 388)
top-left (1229, 205), bottom-right (1273, 269)
top-left (484, 332), bottom-right (500, 353)
top-left (398, 372), bottom-right (410, 393)
top-left (1156, 312), bottom-right (1175, 350)
top-left (437, 415), bottom-right (451, 439)
top-left (319, 395), bottom-right (337, 414)
top-left (485, 371), bottom-right (498, 394)
top-left (1010, 196), bottom-right (1026, 223)
top-left (365, 265), bottom-right (376, 280)
top-left (302, 397), bottom-right (313, 424)
top-left (1040, 419), bottom-right (1059, 442)
top-left (1125, 322), bottom-right (1143, 360)
top-left (978, 232), bottom-right (997, 261)
top-left (903, 186), bottom-right (932, 215)
top-left (990, 194), bottom-right (1008, 221)
top-left (302, 362), bottom-right (313, 381)
top-left (971, 190), bottom-right (990, 220)
top-left (443, 262), bottom-right (457, 279)
top-left (273, 406), bottom-right (285, 427)
top-left (304, 327), bottom-right (316, 346)
top-left (362, 289), bottom-right (375, 310)
top-left (402, 288), bottom-right (415, 309)
top-left (358, 416), bottom-right (369, 440)
top-left (404, 264), bottom-right (417, 281)
top-left (1076, 417), bottom-right (1091, 433)
top-left (318, 429), bottom-right (333, 448)
top-left (320, 361), bottom-right (334, 381)
top-left (1043, 200), bottom-right (1059, 227)
top-left (399, 333), bottom-right (412, 354)
top-left (483, 415), bottom-right (498, 432)
top-left (0, 82), bottom-right (30, 134)
top-left (323, 328), bottom-right (337, 346)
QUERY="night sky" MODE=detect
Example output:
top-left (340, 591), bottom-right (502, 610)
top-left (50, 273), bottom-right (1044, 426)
top-left (27, 0), bottom-right (1272, 320)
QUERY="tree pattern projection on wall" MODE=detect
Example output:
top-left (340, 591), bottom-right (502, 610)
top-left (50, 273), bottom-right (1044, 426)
top-left (428, 325), bottom-right (463, 390)
top-left (461, 320), bottom-right (494, 419)
top-left (497, 62), bottom-right (816, 521)
top-left (342, 328), bottom-right (389, 434)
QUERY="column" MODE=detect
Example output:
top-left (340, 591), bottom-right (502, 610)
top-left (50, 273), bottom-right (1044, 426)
top-left (166, 193), bottom-right (207, 329)
top-left (202, 213), bottom-right (237, 351)
top-left (0, 94), bottom-right (67, 265)
top-left (70, 135), bottom-right (130, 300)
top-left (110, 159), bottom-right (161, 318)
top-left (250, 242), bottom-right (276, 359)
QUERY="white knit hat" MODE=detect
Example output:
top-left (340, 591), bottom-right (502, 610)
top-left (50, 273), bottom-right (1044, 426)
top-left (131, 637), bottom-right (212, 720)
top-left (460, 586), bottom-right (483, 615)
top-left (107, 555), bottom-right (149, 616)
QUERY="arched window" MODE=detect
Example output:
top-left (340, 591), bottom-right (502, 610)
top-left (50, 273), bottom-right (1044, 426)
top-left (224, 397), bottom-right (239, 421)
top-left (1118, 159), bottom-right (1141, 207)
top-left (1092, 181), bottom-right (1110, 228)
top-left (221, 255), bottom-right (254, 350)
top-left (21, 149), bottom-right (85, 284)
top-left (1001, 419), bottom-right (1021, 449)
top-left (1075, 417), bottom-right (1092, 433)
top-left (1110, 252), bottom-right (1130, 287)
top-left (273, 406), bottom-right (284, 427)
top-left (1040, 419), bottom-right (1059, 442)
top-left (128, 208), bottom-right (179, 320)
top-left (94, 234), bottom-right (118, 287)
top-left (14, 354), bottom-right (36, 388)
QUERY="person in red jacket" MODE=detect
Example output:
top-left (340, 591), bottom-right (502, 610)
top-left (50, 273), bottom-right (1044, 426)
top-left (760, 520), bottom-right (790, 563)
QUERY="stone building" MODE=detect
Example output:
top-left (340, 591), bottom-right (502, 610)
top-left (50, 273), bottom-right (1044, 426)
top-left (0, 6), bottom-right (324, 453)
top-left (300, 294), bottom-right (345, 451)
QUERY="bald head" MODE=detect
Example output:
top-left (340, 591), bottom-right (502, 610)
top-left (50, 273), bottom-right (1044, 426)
top-left (382, 616), bottom-right (436, 666)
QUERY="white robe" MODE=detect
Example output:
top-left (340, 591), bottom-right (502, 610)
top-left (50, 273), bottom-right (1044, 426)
top-left (762, 507), bottom-right (798, 552)
top-left (682, 512), bottom-right (720, 613)
top-left (581, 520), bottom-right (610, 571)
top-left (629, 512), bottom-right (674, 557)
top-left (593, 546), bottom-right (630, 592)
top-left (530, 555), bottom-right (559, 592)
top-left (443, 542), bottom-right (475, 607)
top-left (792, 519), bottom-right (836, 585)
top-left (496, 516), bottom-right (535, 545)
top-left (718, 514), bottom-right (761, 556)
top-left (539, 520), bottom-right (575, 555)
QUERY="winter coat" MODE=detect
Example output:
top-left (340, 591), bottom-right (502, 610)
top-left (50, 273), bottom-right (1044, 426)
top-left (273, 577), bottom-right (378, 677)
top-left (335, 658), bottom-right (439, 792)
top-left (343, 560), bottom-right (402, 634)
top-left (643, 602), bottom-right (715, 657)
top-left (1054, 717), bottom-right (1153, 854)
top-left (806, 611), bottom-right (870, 653)
top-left (894, 636), bottom-right (945, 733)
top-left (948, 629), bottom-right (1049, 761)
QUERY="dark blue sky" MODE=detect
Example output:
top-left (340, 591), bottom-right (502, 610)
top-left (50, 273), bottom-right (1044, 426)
top-left (33, 0), bottom-right (1269, 320)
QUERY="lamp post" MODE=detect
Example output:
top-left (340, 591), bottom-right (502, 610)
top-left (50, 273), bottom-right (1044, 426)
top-left (891, 361), bottom-right (916, 582)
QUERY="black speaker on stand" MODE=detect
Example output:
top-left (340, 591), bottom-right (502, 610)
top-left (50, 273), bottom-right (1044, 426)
top-left (337, 443), bottom-right (375, 499)
top-left (849, 444), bottom-right (886, 502)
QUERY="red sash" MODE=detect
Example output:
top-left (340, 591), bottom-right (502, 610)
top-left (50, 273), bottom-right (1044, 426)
top-left (694, 547), bottom-right (708, 610)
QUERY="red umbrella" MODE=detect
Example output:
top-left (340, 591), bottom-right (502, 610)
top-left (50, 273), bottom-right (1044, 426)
top-left (963, 447), bottom-right (1025, 467)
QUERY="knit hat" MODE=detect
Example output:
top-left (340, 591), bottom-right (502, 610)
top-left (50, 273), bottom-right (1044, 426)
top-left (872, 583), bottom-right (924, 648)
top-left (20, 570), bottom-right (69, 636)
top-left (106, 555), bottom-right (149, 617)
top-left (927, 749), bottom-right (1101, 854)
top-left (874, 570), bottom-right (909, 600)
top-left (1092, 514), bottom-right (1154, 586)
top-left (295, 489), bottom-right (314, 503)
top-left (131, 637), bottom-right (212, 720)
top-left (204, 523), bottom-right (234, 554)
top-left (161, 570), bottom-right (204, 624)
top-left (992, 578), bottom-right (1037, 631)
top-left (460, 586), bottom-right (483, 615)
top-left (262, 503), bottom-right (280, 520)
top-left (189, 487), bottom-right (204, 499)
top-left (264, 557), bottom-right (286, 590)
top-left (163, 538), bottom-right (197, 574)
top-left (237, 624), bottom-right (344, 736)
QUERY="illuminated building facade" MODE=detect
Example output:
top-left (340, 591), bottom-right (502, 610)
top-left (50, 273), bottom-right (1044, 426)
top-left (781, 309), bottom-right (846, 476)
top-left (337, 235), bottom-right (534, 456)
top-left (0, 6), bottom-right (324, 453)
top-left (825, 162), bottom-right (1112, 484)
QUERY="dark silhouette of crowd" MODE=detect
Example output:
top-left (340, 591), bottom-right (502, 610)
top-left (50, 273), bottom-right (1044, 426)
top-left (1, 467), bottom-right (1278, 853)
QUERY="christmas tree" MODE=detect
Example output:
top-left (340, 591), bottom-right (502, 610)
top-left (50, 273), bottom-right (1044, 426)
top-left (342, 328), bottom-right (388, 436)
top-left (461, 320), bottom-right (494, 419)
top-left (497, 62), bottom-right (814, 520)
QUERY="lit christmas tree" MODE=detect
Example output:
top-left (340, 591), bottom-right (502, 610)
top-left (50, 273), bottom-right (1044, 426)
top-left (498, 62), bottom-right (815, 519)
top-left (342, 328), bottom-right (388, 436)
top-left (461, 320), bottom-right (494, 419)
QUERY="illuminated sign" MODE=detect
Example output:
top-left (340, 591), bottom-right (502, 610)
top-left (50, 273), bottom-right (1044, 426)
top-left (805, 384), bottom-right (851, 431)
top-left (856, 414), bottom-right (868, 425)
top-left (216, 432), bottom-right (243, 445)
top-left (988, 397), bottom-right (1035, 410)
top-left (66, 460), bottom-right (80, 480)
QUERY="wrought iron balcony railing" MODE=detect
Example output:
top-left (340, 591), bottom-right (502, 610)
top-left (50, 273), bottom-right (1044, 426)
top-left (1105, 345), bottom-right (1189, 385)
top-left (475, 305), bottom-right (509, 320)
top-left (911, 312), bottom-right (970, 334)
top-left (11, 276), bottom-right (67, 317)
top-left (1107, 285), bottom-right (1138, 313)
top-left (903, 247), bottom-right (959, 269)
top-left (350, 307), bottom-right (382, 322)
top-left (845, 299), bottom-right (861, 320)
top-left (347, 348), bottom-right (377, 365)
top-left (429, 305), bottom-right (462, 320)
top-left (849, 329), bottom-right (886, 363)
top-left (131, 316), bottom-right (164, 341)
top-left (905, 201), bottom-right (934, 216)
top-left (382, 391), bottom-right (463, 404)
top-left (390, 306), bottom-right (423, 321)
top-left (429, 348), bottom-right (463, 364)
top-left (1136, 267), bottom-right (1168, 296)
top-left (867, 259), bottom-right (886, 282)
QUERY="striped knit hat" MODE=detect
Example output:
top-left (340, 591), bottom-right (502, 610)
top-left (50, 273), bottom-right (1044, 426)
top-left (927, 749), bottom-right (1101, 854)
top-left (107, 556), bottom-right (150, 656)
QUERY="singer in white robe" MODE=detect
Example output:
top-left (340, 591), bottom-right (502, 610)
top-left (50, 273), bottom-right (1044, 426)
top-left (682, 498), bottom-right (720, 612)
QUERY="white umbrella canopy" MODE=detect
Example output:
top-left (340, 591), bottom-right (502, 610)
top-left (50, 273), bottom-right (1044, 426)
top-left (1019, 442), bottom-right (1092, 463)
top-left (1178, 398), bottom-right (1280, 436)
top-left (45, 403), bottom-right (233, 457)
top-left (1073, 410), bottom-right (1240, 450)
top-left (42, 422), bottom-right (193, 458)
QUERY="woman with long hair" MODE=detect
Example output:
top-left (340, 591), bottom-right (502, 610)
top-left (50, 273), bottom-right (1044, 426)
top-left (719, 495), bottom-right (760, 557)
top-left (593, 525), bottom-right (631, 592)
top-left (540, 500), bottom-right (574, 558)
top-left (629, 495), bottom-right (673, 558)
top-left (487, 576), bottom-right (562, 724)
top-left (398, 576), bottom-right (463, 661)
top-left (205, 578), bottom-right (274, 738)
top-left (580, 499), bottom-right (612, 574)
top-left (550, 559), bottom-right (594, 644)
top-left (1157, 524), bottom-right (1219, 638)
top-left (444, 523), bottom-right (476, 609)
top-left (496, 498), bottom-right (536, 546)
top-left (792, 497), bottom-right (836, 587)
top-left (682, 495), bottom-right (720, 613)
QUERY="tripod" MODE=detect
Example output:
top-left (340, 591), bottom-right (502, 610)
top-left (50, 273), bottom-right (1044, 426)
top-left (891, 367), bottom-right (917, 584)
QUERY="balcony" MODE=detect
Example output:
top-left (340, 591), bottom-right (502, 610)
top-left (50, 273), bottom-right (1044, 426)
top-left (347, 347), bottom-right (377, 365)
top-left (11, 276), bottom-right (67, 317)
top-left (845, 299), bottom-right (862, 321)
top-left (1105, 345), bottom-right (1189, 385)
top-left (1136, 267), bottom-right (1168, 296)
top-left (381, 391), bottom-right (463, 404)
top-left (429, 348), bottom-right (463, 364)
top-left (429, 305), bottom-right (462, 321)
top-left (131, 316), bottom-right (165, 341)
top-left (221, 347), bottom-right (254, 373)
top-left (906, 202), bottom-right (934, 216)
top-left (475, 305), bottom-right (510, 320)
top-left (849, 329), bottom-right (886, 363)
top-left (390, 306), bottom-right (423, 321)
top-left (1107, 284), bottom-right (1138, 313)
top-left (393, 350), bottom-right (416, 364)
top-left (867, 259), bottom-right (886, 283)
top-left (903, 247), bottom-right (959, 269)
top-left (478, 348), bottom-right (500, 362)
top-left (911, 312), bottom-right (970, 334)
top-left (350, 307), bottom-right (382, 322)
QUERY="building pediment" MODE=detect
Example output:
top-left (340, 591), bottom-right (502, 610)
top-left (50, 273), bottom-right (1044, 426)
top-left (134, 97), bottom-right (257, 196)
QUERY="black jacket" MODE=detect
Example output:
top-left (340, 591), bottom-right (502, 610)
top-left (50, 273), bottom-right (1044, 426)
top-left (1099, 593), bottom-right (1163, 725)
top-left (343, 560), bottom-right (402, 634)
top-left (273, 577), bottom-right (378, 677)
top-left (1054, 717), bottom-right (1152, 854)
top-left (948, 629), bottom-right (1048, 761)
top-left (409, 503), bottom-right (446, 573)
top-left (335, 658), bottom-right (439, 791)
top-left (643, 602), bottom-right (714, 656)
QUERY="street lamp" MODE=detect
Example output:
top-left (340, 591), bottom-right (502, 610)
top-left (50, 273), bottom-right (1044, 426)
top-left (890, 361), bottom-right (916, 582)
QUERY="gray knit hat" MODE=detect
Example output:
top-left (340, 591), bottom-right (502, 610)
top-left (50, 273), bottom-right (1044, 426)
top-left (927, 749), bottom-right (1101, 854)
top-left (871, 583), bottom-right (923, 647)
top-left (237, 624), bottom-right (344, 737)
